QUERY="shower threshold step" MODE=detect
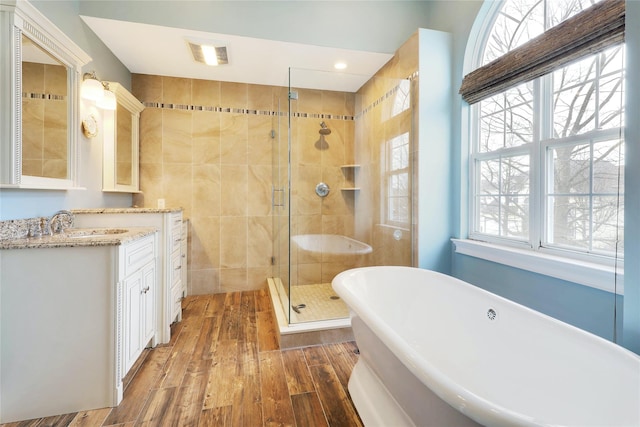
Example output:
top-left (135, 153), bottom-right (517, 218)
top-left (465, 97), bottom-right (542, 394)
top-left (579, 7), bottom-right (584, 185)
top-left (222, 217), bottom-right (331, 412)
top-left (267, 278), bottom-right (353, 348)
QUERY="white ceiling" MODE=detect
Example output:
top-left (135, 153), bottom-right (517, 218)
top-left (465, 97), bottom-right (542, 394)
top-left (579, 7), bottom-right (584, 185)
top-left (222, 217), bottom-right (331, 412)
top-left (80, 16), bottom-right (394, 93)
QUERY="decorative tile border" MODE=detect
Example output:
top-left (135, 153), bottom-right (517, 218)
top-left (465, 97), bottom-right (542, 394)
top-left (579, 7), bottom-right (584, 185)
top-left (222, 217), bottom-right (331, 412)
top-left (143, 101), bottom-right (355, 121)
top-left (23, 92), bottom-right (66, 101)
top-left (141, 73), bottom-right (417, 122)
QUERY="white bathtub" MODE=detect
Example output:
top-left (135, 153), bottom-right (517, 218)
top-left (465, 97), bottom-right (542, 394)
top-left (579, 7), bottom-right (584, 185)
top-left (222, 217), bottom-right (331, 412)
top-left (291, 234), bottom-right (372, 255)
top-left (332, 266), bottom-right (640, 427)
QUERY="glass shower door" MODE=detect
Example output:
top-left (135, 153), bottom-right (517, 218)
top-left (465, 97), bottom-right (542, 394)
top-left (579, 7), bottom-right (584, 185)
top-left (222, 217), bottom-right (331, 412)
top-left (271, 91), bottom-right (291, 323)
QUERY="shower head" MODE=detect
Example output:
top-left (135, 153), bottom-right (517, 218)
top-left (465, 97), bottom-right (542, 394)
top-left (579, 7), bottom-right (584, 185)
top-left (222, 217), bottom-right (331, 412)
top-left (319, 121), bottom-right (331, 135)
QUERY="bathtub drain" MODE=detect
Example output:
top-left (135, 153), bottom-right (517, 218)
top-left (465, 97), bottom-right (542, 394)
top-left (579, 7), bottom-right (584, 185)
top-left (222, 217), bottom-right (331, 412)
top-left (487, 308), bottom-right (497, 320)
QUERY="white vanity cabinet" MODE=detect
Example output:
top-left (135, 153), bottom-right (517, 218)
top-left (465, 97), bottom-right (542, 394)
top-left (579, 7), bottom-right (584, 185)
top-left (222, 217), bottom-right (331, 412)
top-left (0, 230), bottom-right (157, 423)
top-left (121, 234), bottom-right (157, 374)
top-left (73, 208), bottom-right (185, 344)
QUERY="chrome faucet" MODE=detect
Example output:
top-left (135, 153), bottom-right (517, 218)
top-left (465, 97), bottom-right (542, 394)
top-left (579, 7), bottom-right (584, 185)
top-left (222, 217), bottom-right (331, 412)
top-left (44, 210), bottom-right (74, 235)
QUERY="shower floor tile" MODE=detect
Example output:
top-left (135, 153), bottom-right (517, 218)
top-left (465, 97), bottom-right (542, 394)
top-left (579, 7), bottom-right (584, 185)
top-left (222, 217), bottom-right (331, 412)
top-left (290, 283), bottom-right (349, 323)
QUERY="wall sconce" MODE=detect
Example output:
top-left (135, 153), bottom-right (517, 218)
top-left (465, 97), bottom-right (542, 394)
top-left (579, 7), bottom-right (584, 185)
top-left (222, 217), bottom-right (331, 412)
top-left (81, 71), bottom-right (116, 110)
top-left (96, 83), bottom-right (116, 110)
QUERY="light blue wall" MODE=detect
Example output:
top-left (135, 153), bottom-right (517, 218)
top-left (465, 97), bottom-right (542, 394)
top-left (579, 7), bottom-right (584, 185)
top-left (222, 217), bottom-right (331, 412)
top-left (417, 28), bottom-right (453, 273)
top-left (623, 0), bottom-right (640, 354)
top-left (0, 1), bottom-right (133, 220)
top-left (453, 254), bottom-right (623, 341)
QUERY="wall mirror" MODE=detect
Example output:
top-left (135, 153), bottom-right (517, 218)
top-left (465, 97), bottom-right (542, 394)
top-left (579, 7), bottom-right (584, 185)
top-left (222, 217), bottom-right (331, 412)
top-left (0, 0), bottom-right (91, 189)
top-left (102, 82), bottom-right (144, 193)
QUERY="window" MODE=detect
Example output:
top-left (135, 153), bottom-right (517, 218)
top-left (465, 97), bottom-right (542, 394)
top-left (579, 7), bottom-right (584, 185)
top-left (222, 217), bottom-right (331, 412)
top-left (469, 0), bottom-right (625, 262)
top-left (384, 133), bottom-right (410, 226)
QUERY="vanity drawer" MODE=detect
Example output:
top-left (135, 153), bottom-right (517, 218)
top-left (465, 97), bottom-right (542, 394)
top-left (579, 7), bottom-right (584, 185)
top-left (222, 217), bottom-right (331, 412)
top-left (168, 212), bottom-right (183, 253)
top-left (171, 282), bottom-right (182, 319)
top-left (170, 251), bottom-right (182, 286)
top-left (123, 234), bottom-right (155, 276)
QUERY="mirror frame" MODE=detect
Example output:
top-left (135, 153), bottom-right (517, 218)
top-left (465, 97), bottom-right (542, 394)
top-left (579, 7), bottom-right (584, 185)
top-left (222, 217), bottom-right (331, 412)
top-left (102, 82), bottom-right (144, 193)
top-left (0, 0), bottom-right (91, 189)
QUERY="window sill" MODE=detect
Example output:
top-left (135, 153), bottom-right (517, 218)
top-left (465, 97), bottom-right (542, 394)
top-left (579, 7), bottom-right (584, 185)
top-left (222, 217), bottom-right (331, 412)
top-left (451, 239), bottom-right (624, 295)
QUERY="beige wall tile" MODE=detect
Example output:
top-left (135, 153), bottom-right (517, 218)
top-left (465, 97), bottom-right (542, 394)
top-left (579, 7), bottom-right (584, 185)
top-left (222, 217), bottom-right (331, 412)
top-left (137, 162), bottom-right (163, 207)
top-left (132, 73), bottom-right (162, 103)
top-left (220, 81), bottom-right (247, 109)
top-left (220, 216), bottom-right (247, 268)
top-left (192, 79), bottom-right (220, 107)
top-left (220, 164), bottom-right (248, 216)
top-left (163, 163), bottom-right (193, 214)
top-left (248, 267), bottom-right (270, 290)
top-left (247, 84), bottom-right (275, 111)
top-left (190, 268), bottom-right (219, 295)
top-left (192, 111), bottom-right (221, 164)
top-left (247, 115), bottom-right (273, 166)
top-left (219, 268), bottom-right (250, 292)
top-left (192, 164), bottom-right (221, 218)
top-left (162, 76), bottom-right (192, 105)
top-left (296, 263), bottom-right (321, 286)
top-left (322, 91), bottom-right (347, 116)
top-left (295, 88), bottom-right (322, 114)
top-left (162, 109), bottom-right (192, 164)
top-left (247, 165), bottom-right (272, 216)
top-left (189, 216), bottom-right (220, 270)
top-left (247, 216), bottom-right (272, 268)
top-left (139, 109), bottom-right (163, 164)
top-left (321, 120), bottom-right (346, 167)
top-left (220, 113), bottom-right (247, 165)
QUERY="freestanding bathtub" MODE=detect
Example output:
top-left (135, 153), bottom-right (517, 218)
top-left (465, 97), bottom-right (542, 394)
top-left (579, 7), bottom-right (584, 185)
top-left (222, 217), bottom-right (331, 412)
top-left (332, 266), bottom-right (640, 427)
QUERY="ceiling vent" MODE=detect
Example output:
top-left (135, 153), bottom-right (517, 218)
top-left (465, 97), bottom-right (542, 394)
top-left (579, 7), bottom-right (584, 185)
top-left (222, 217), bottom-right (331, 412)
top-left (187, 40), bottom-right (228, 66)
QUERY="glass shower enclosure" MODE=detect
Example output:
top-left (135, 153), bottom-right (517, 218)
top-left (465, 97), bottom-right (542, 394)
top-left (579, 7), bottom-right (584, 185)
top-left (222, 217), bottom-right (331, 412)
top-left (271, 67), bottom-right (415, 326)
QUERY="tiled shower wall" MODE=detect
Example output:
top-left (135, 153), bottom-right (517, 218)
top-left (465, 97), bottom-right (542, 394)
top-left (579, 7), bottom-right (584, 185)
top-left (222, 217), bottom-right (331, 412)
top-left (354, 31), bottom-right (418, 268)
top-left (287, 87), bottom-right (357, 286)
top-left (132, 75), bottom-right (355, 294)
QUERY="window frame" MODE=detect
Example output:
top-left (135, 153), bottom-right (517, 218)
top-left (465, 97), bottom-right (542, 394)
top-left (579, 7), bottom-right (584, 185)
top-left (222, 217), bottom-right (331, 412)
top-left (458, 0), bottom-right (624, 293)
top-left (382, 132), bottom-right (411, 228)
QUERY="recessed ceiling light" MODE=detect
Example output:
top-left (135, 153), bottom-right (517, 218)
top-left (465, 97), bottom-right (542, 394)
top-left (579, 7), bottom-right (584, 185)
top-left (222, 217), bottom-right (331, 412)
top-left (334, 62), bottom-right (347, 70)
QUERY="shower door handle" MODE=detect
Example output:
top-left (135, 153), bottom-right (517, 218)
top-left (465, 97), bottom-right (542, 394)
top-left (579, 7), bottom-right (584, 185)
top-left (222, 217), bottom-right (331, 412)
top-left (272, 187), bottom-right (285, 207)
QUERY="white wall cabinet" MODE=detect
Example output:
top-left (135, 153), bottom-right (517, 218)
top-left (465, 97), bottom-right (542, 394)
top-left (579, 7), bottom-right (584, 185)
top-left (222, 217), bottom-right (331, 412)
top-left (73, 208), bottom-right (185, 344)
top-left (0, 231), bottom-right (157, 423)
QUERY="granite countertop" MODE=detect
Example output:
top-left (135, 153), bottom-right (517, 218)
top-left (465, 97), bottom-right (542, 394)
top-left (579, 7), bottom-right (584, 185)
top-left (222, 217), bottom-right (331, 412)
top-left (0, 227), bottom-right (158, 250)
top-left (71, 207), bottom-right (183, 214)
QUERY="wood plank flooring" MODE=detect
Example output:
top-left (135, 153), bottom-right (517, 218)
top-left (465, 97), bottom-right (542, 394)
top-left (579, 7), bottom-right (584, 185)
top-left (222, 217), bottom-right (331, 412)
top-left (1, 290), bottom-right (363, 427)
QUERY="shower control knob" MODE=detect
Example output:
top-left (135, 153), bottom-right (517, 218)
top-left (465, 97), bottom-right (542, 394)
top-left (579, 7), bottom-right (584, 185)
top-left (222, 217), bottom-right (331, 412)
top-left (315, 182), bottom-right (330, 197)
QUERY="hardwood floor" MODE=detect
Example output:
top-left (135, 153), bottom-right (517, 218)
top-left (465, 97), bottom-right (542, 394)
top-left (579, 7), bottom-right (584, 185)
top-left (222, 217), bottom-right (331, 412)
top-left (2, 290), bottom-right (363, 427)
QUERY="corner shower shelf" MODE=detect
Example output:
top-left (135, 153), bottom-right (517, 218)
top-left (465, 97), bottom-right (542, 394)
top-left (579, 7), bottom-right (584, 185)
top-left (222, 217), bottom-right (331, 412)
top-left (341, 165), bottom-right (360, 191)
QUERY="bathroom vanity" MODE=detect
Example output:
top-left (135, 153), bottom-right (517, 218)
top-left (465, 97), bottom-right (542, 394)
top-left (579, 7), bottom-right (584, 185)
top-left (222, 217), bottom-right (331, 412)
top-left (0, 228), bottom-right (157, 423)
top-left (72, 208), bottom-right (186, 344)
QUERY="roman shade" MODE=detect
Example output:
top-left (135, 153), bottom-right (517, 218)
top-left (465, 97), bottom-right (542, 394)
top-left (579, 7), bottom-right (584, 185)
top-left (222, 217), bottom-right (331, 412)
top-left (459, 0), bottom-right (625, 105)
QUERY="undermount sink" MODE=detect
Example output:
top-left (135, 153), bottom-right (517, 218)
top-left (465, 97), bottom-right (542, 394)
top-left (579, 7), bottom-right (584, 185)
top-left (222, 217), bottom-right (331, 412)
top-left (60, 228), bottom-right (129, 238)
